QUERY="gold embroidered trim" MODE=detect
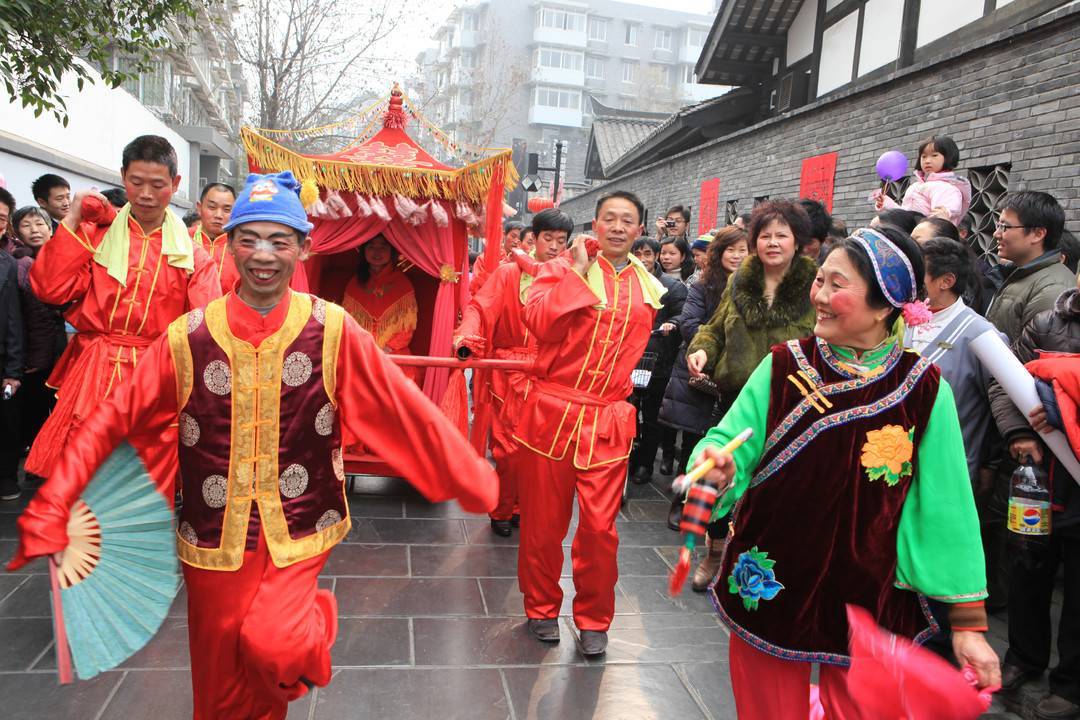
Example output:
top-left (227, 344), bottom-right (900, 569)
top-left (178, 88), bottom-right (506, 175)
top-left (321, 299), bottom-right (345, 407)
top-left (168, 314), bottom-right (195, 410)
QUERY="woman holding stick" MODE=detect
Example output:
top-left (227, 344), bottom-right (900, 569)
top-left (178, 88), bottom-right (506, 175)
top-left (690, 224), bottom-right (1000, 717)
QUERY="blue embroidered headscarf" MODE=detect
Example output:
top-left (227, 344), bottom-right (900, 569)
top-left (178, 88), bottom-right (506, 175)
top-left (849, 227), bottom-right (917, 308)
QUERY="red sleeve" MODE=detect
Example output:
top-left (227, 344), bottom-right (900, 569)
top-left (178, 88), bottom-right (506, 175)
top-left (522, 259), bottom-right (599, 343)
top-left (187, 245), bottom-right (223, 310)
top-left (335, 315), bottom-right (497, 513)
top-left (456, 263), bottom-right (510, 342)
top-left (468, 254), bottom-right (488, 295)
top-left (29, 221), bottom-right (97, 305)
top-left (8, 334), bottom-right (180, 570)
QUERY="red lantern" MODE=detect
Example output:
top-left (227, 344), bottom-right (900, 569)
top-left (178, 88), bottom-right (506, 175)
top-left (527, 196), bottom-right (555, 213)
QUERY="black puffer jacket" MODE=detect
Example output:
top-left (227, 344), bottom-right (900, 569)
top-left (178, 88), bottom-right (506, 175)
top-left (989, 287), bottom-right (1080, 534)
top-left (658, 280), bottom-right (722, 435)
top-left (644, 273), bottom-right (687, 380)
top-left (12, 246), bottom-right (66, 372)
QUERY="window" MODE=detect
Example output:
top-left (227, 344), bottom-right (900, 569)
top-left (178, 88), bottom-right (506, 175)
top-left (538, 8), bottom-right (585, 32)
top-left (624, 23), bottom-right (638, 45)
top-left (621, 61), bottom-right (637, 83)
top-left (462, 12), bottom-right (478, 31)
top-left (687, 28), bottom-right (708, 47)
top-left (535, 86), bottom-right (581, 110)
top-left (118, 55), bottom-right (166, 107)
top-left (684, 65), bottom-right (696, 83)
top-left (965, 164), bottom-right (1012, 264)
top-left (537, 48), bottom-right (583, 71)
top-left (657, 65), bottom-right (674, 85)
top-left (585, 56), bottom-right (605, 79)
top-left (587, 17), bottom-right (607, 41)
top-left (724, 200), bottom-right (739, 225)
top-left (654, 28), bottom-right (672, 51)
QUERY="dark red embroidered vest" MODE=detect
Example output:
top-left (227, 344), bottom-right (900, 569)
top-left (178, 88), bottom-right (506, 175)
top-left (167, 294), bottom-right (348, 570)
top-left (712, 336), bottom-right (941, 665)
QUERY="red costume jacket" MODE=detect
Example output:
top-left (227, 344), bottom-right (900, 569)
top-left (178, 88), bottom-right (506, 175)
top-left (456, 259), bottom-right (537, 403)
top-left (193, 227), bottom-right (239, 294)
top-left (342, 267), bottom-right (417, 353)
top-left (510, 257), bottom-right (660, 469)
top-left (10, 291), bottom-right (498, 571)
top-left (25, 218), bottom-right (220, 476)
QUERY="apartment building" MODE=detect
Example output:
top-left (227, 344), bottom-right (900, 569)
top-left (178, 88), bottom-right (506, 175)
top-left (415, 0), bottom-right (726, 195)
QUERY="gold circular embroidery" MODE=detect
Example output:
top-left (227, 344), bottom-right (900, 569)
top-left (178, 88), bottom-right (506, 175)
top-left (179, 413), bottom-right (201, 447)
top-left (312, 298), bottom-right (327, 325)
top-left (187, 308), bottom-right (205, 334)
top-left (201, 475), bottom-right (228, 509)
top-left (316, 509), bottom-right (342, 531)
top-left (282, 351), bottom-right (313, 387)
top-left (203, 360), bottom-right (232, 396)
top-left (279, 464), bottom-right (309, 498)
top-left (332, 447), bottom-right (345, 482)
top-left (315, 404), bottom-right (335, 436)
top-left (178, 521), bottom-right (199, 545)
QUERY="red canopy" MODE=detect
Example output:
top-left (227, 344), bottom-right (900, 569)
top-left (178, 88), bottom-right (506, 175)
top-left (241, 86), bottom-right (516, 403)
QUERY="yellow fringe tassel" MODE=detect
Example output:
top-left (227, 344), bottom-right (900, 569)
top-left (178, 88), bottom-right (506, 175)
top-left (241, 128), bottom-right (519, 205)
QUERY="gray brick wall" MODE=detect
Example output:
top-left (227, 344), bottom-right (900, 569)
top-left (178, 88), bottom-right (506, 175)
top-left (559, 9), bottom-right (1080, 240)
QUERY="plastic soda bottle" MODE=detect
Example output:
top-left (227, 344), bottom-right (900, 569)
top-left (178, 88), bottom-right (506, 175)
top-left (1007, 455), bottom-right (1051, 536)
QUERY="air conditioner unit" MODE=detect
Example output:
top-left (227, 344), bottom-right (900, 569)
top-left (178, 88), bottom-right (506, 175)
top-left (777, 71), bottom-right (809, 113)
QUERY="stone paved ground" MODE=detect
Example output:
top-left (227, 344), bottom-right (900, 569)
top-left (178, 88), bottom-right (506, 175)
top-left (0, 470), bottom-right (1031, 719)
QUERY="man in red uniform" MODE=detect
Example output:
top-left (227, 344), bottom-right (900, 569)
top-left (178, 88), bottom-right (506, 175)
top-left (510, 191), bottom-right (664, 656)
top-left (469, 220), bottom-right (525, 294)
top-left (190, 182), bottom-right (239, 292)
top-left (454, 209), bottom-right (574, 537)
top-left (25, 135), bottom-right (221, 479)
top-left (9, 171), bottom-right (498, 719)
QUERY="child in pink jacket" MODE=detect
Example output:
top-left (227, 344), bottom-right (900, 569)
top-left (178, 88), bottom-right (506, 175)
top-left (874, 135), bottom-right (972, 226)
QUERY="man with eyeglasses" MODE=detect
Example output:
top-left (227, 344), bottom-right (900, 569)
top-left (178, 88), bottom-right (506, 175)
top-left (981, 190), bottom-right (1075, 672)
top-left (9, 171), bottom-right (499, 718)
top-left (985, 191), bottom-right (1074, 343)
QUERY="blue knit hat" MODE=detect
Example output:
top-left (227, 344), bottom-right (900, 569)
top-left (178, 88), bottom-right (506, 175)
top-left (691, 233), bottom-right (714, 252)
top-left (224, 171), bottom-right (314, 234)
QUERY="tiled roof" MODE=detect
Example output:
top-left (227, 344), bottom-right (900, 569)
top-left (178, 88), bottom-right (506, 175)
top-left (592, 116), bottom-right (665, 172)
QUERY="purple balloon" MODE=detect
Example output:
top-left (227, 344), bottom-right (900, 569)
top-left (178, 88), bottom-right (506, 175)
top-left (876, 150), bottom-right (909, 182)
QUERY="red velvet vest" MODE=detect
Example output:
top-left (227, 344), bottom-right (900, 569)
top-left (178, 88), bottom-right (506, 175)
top-left (167, 293), bottom-right (348, 570)
top-left (712, 336), bottom-right (941, 665)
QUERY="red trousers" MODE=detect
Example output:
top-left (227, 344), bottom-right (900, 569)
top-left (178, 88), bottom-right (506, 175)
top-left (517, 450), bottom-right (625, 631)
top-left (182, 533), bottom-right (337, 720)
top-left (489, 396), bottom-right (519, 521)
top-left (729, 634), bottom-right (866, 720)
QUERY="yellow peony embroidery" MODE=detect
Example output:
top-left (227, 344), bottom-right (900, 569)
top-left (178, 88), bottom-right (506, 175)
top-left (860, 424), bottom-right (915, 486)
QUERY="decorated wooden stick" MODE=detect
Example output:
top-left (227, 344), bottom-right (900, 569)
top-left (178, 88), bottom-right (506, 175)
top-left (668, 428), bottom-right (754, 596)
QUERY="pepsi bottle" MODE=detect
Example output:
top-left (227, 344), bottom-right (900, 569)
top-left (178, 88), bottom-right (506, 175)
top-left (1007, 455), bottom-right (1051, 537)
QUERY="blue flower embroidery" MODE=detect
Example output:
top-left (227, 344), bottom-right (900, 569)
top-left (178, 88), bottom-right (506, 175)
top-left (728, 546), bottom-right (784, 611)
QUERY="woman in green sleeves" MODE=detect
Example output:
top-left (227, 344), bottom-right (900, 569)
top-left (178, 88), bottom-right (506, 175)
top-left (690, 224), bottom-right (1000, 718)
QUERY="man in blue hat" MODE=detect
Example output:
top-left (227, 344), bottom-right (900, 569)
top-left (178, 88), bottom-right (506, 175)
top-left (10, 171), bottom-right (499, 718)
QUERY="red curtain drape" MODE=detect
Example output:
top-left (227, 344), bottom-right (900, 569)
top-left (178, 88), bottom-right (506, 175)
top-left (307, 194), bottom-right (463, 403)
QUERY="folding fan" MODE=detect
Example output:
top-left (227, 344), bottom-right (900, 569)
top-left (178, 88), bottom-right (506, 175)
top-left (48, 442), bottom-right (179, 682)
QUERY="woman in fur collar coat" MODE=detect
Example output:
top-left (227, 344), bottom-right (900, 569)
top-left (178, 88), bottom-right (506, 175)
top-left (688, 200), bottom-right (818, 396)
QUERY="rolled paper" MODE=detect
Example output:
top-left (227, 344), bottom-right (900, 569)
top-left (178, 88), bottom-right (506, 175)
top-left (970, 330), bottom-right (1080, 485)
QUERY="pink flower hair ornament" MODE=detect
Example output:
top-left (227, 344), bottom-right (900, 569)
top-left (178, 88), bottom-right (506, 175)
top-left (902, 299), bottom-right (933, 326)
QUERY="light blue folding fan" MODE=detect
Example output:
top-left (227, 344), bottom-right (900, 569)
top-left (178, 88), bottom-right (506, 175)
top-left (48, 442), bottom-right (179, 682)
